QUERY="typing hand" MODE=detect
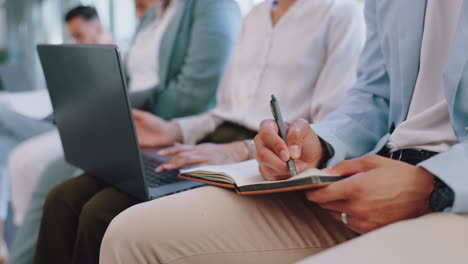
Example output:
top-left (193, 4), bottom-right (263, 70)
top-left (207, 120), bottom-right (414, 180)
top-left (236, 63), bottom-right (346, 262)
top-left (132, 109), bottom-right (182, 148)
top-left (156, 142), bottom-right (250, 172)
top-left (306, 155), bottom-right (434, 234)
top-left (254, 119), bottom-right (324, 181)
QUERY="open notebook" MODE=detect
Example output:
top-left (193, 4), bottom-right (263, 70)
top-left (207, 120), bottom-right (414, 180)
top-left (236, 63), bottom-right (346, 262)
top-left (179, 160), bottom-right (345, 195)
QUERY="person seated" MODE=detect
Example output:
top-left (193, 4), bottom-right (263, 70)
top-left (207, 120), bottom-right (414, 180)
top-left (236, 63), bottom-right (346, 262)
top-left (7, 3), bottom-right (154, 231)
top-left (32, 0), bottom-right (365, 264)
top-left (65, 6), bottom-right (114, 45)
top-left (0, 6), bottom-right (113, 264)
top-left (100, 0), bottom-right (468, 263)
top-left (6, 1), bottom-right (241, 264)
top-left (5, 6), bottom-right (114, 225)
top-left (135, 0), bottom-right (159, 18)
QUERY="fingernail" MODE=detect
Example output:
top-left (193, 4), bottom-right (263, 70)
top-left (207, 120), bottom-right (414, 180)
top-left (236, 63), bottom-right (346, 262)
top-left (156, 166), bottom-right (163, 172)
top-left (280, 150), bottom-right (290, 161)
top-left (289, 145), bottom-right (300, 159)
top-left (158, 150), bottom-right (166, 155)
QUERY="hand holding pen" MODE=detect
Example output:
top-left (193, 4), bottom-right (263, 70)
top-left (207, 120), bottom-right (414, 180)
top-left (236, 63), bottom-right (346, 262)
top-left (254, 95), bottom-right (326, 181)
top-left (269, 95), bottom-right (297, 177)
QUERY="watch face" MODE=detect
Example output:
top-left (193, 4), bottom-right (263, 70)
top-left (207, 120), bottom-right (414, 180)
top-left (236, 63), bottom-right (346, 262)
top-left (430, 189), bottom-right (445, 212)
top-left (430, 185), bottom-right (455, 212)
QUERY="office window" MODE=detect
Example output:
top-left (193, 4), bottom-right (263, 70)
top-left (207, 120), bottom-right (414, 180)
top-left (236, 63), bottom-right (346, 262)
top-left (0, 0), bottom-right (5, 51)
top-left (112, 1), bottom-right (137, 47)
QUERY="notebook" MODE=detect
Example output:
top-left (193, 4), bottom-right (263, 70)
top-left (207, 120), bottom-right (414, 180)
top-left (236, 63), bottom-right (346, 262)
top-left (179, 160), bottom-right (346, 195)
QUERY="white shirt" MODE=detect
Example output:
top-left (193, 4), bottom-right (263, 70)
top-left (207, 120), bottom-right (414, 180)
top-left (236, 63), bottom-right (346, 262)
top-left (177, 0), bottom-right (365, 145)
top-left (388, 0), bottom-right (461, 152)
top-left (127, 0), bottom-right (182, 92)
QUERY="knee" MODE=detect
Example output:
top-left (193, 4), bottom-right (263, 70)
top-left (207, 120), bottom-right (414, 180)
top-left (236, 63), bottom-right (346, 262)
top-left (78, 197), bottom-right (109, 231)
top-left (43, 182), bottom-right (69, 215)
top-left (103, 203), bottom-right (159, 245)
top-left (43, 183), bottom-right (68, 211)
top-left (8, 143), bottom-right (25, 172)
top-left (43, 179), bottom-right (83, 213)
top-left (101, 208), bottom-right (129, 250)
top-left (100, 203), bottom-right (166, 263)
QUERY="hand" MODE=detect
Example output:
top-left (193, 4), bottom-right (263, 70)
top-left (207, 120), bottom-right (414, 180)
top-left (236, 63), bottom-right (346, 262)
top-left (156, 142), bottom-right (250, 172)
top-left (306, 155), bottom-right (434, 234)
top-left (254, 119), bottom-right (324, 181)
top-left (132, 109), bottom-right (182, 148)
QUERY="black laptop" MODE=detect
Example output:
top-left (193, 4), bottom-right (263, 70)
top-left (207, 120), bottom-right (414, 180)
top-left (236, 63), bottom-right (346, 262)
top-left (37, 44), bottom-right (204, 201)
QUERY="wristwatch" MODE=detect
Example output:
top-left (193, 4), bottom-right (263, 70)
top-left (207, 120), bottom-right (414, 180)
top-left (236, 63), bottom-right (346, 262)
top-left (429, 177), bottom-right (455, 212)
top-left (318, 137), bottom-right (334, 169)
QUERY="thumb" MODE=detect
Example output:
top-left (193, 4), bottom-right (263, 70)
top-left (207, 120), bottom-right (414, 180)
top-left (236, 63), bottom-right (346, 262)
top-left (327, 155), bottom-right (386, 176)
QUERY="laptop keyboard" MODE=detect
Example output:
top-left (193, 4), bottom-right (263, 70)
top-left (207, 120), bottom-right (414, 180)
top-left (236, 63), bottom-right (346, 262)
top-left (142, 155), bottom-right (182, 188)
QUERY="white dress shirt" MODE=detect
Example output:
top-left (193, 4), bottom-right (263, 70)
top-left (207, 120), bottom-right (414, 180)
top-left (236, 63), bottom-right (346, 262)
top-left (127, 0), bottom-right (182, 92)
top-left (177, 0), bottom-right (365, 145)
top-left (388, 0), bottom-right (461, 152)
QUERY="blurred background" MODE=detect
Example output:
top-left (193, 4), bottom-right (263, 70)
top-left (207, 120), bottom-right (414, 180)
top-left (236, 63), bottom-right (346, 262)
top-left (0, 0), bottom-right (263, 92)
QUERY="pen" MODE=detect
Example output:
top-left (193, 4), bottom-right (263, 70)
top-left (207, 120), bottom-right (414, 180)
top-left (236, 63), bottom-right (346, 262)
top-left (270, 94), bottom-right (297, 177)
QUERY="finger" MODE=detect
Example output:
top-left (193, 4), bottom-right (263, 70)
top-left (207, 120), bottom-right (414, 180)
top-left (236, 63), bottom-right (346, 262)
top-left (158, 143), bottom-right (194, 156)
top-left (255, 145), bottom-right (289, 174)
top-left (188, 163), bottom-right (210, 169)
top-left (328, 211), bottom-right (375, 234)
top-left (135, 131), bottom-right (152, 148)
top-left (132, 109), bottom-right (148, 120)
top-left (259, 165), bottom-right (291, 181)
top-left (327, 155), bottom-right (391, 176)
top-left (317, 200), bottom-right (350, 212)
top-left (286, 119), bottom-right (310, 159)
top-left (256, 120), bottom-right (289, 161)
top-left (305, 176), bottom-right (356, 204)
top-left (156, 152), bottom-right (204, 172)
top-left (259, 119), bottom-right (279, 134)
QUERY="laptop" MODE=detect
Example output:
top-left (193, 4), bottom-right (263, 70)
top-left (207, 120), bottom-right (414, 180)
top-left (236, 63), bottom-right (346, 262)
top-left (37, 44), bottom-right (204, 201)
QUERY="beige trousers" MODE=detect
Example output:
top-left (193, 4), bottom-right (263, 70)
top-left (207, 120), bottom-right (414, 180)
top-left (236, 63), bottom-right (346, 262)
top-left (100, 186), bottom-right (468, 264)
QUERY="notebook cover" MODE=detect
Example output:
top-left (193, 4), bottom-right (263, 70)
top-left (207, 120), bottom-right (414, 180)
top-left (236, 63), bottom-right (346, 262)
top-left (179, 174), bottom-right (236, 189)
top-left (179, 174), bottom-right (346, 195)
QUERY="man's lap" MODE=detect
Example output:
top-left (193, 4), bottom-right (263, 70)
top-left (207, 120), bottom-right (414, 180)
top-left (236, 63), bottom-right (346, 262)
top-left (101, 186), bottom-right (357, 264)
top-left (102, 186), bottom-right (468, 264)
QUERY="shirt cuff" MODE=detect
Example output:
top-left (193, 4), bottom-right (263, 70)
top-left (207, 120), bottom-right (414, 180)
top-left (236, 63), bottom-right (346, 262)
top-left (311, 124), bottom-right (349, 167)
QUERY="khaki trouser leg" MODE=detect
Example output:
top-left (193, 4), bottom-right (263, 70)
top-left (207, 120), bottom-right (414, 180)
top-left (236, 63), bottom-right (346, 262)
top-left (100, 186), bottom-right (357, 264)
top-left (297, 213), bottom-right (468, 264)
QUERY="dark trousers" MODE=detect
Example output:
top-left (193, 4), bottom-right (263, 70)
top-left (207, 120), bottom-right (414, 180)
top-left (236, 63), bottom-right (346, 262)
top-left (33, 122), bottom-right (257, 264)
top-left (33, 174), bottom-right (140, 264)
